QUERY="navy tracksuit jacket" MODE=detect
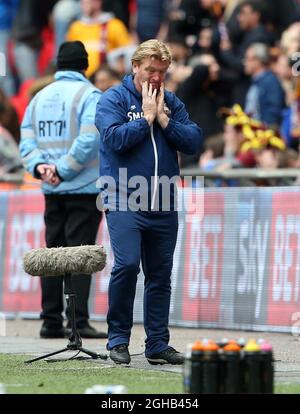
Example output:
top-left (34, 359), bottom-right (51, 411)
top-left (95, 75), bottom-right (202, 356)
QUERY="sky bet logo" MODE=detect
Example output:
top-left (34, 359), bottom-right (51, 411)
top-left (0, 53), bottom-right (6, 76)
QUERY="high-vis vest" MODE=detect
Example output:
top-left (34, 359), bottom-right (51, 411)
top-left (20, 71), bottom-right (102, 194)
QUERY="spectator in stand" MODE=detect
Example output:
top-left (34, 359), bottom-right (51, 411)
top-left (199, 119), bottom-right (252, 172)
top-left (220, 0), bottom-right (274, 104)
top-left (223, 0), bottom-right (297, 45)
top-left (223, 0), bottom-right (244, 33)
top-left (280, 22), bottom-right (300, 58)
top-left (281, 76), bottom-right (300, 151)
top-left (91, 65), bottom-right (121, 91)
top-left (191, 25), bottom-right (220, 56)
top-left (12, 0), bottom-right (58, 84)
top-left (264, 0), bottom-right (300, 35)
top-left (0, 0), bottom-right (19, 96)
top-left (0, 122), bottom-right (23, 180)
top-left (254, 146), bottom-right (285, 169)
top-left (166, 35), bottom-right (191, 67)
top-left (165, 35), bottom-right (192, 92)
top-left (244, 43), bottom-right (285, 128)
top-left (102, 0), bottom-right (133, 30)
top-left (221, 0), bottom-right (274, 64)
top-left (175, 53), bottom-right (236, 167)
top-left (273, 51), bottom-right (294, 107)
top-left (136, 0), bottom-right (169, 42)
top-left (66, 0), bottom-right (132, 78)
top-left (278, 22), bottom-right (300, 148)
top-left (52, 0), bottom-right (81, 54)
top-left (198, 133), bottom-right (226, 169)
top-left (199, 103), bottom-right (289, 181)
top-left (168, 0), bottom-right (224, 41)
top-left (105, 44), bottom-right (137, 77)
top-left (0, 88), bottom-right (20, 143)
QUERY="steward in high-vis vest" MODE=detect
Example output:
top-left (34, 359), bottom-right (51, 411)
top-left (19, 41), bottom-right (107, 340)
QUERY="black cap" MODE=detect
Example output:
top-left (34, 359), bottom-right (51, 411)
top-left (56, 41), bottom-right (89, 71)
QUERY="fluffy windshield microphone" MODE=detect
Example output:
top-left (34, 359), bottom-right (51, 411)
top-left (23, 245), bottom-right (106, 276)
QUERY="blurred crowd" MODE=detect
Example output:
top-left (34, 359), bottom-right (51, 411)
top-left (1, 0), bottom-right (300, 184)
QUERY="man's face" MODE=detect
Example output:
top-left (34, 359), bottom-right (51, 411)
top-left (94, 71), bottom-right (119, 92)
top-left (133, 57), bottom-right (170, 93)
top-left (237, 5), bottom-right (259, 31)
top-left (199, 54), bottom-right (220, 81)
top-left (244, 48), bottom-right (259, 75)
top-left (80, 0), bottom-right (101, 17)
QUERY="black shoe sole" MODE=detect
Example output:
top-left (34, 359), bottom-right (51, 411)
top-left (147, 358), bottom-right (183, 365)
top-left (147, 359), bottom-right (168, 365)
top-left (110, 359), bottom-right (131, 365)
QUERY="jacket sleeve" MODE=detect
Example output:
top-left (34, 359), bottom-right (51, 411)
top-left (19, 98), bottom-right (47, 177)
top-left (95, 89), bottom-right (150, 154)
top-left (259, 79), bottom-right (285, 127)
top-left (163, 95), bottom-right (203, 154)
top-left (55, 90), bottom-right (101, 181)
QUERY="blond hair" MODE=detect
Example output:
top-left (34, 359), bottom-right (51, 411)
top-left (131, 39), bottom-right (172, 65)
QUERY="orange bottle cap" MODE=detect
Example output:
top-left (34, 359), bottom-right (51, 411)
top-left (224, 343), bottom-right (241, 352)
top-left (192, 340), bottom-right (204, 351)
top-left (203, 342), bottom-right (219, 351)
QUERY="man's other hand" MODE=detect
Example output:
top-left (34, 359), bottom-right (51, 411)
top-left (156, 84), bottom-right (169, 129)
top-left (142, 81), bottom-right (157, 125)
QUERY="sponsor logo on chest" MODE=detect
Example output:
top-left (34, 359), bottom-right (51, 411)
top-left (127, 105), bottom-right (144, 121)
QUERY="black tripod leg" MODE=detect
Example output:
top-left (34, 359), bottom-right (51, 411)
top-left (24, 347), bottom-right (69, 364)
top-left (80, 347), bottom-right (100, 359)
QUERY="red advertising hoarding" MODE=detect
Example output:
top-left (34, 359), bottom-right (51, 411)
top-left (182, 193), bottom-right (224, 322)
top-left (2, 192), bottom-right (45, 312)
top-left (268, 192), bottom-right (300, 326)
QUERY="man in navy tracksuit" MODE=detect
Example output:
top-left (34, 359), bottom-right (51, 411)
top-left (95, 39), bottom-right (202, 365)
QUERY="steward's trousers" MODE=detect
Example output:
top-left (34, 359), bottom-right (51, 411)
top-left (105, 210), bottom-right (178, 356)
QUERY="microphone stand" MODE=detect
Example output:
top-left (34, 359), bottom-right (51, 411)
top-left (25, 273), bottom-right (107, 363)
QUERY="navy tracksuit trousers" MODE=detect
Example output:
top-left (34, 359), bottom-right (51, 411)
top-left (105, 210), bottom-right (178, 357)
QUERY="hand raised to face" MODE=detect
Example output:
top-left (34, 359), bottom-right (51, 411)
top-left (156, 83), bottom-right (170, 129)
top-left (156, 83), bottom-right (165, 117)
top-left (142, 81), bottom-right (157, 126)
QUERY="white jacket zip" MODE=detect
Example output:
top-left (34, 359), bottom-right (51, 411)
top-left (150, 124), bottom-right (158, 210)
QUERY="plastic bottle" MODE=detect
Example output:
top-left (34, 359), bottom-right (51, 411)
top-left (243, 339), bottom-right (261, 394)
top-left (0, 383), bottom-right (6, 394)
top-left (222, 341), bottom-right (241, 394)
top-left (85, 385), bottom-right (128, 394)
top-left (202, 341), bottom-right (220, 394)
top-left (237, 338), bottom-right (246, 349)
top-left (260, 342), bottom-right (274, 394)
top-left (216, 338), bottom-right (229, 348)
top-left (190, 340), bottom-right (204, 394)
